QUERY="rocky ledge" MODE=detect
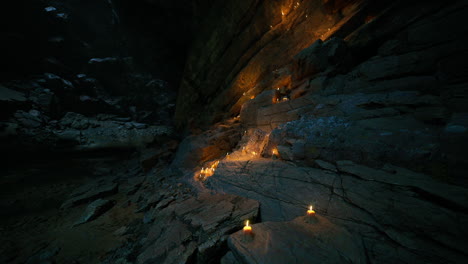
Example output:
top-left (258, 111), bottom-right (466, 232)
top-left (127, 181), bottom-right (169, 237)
top-left (206, 158), bottom-right (468, 263)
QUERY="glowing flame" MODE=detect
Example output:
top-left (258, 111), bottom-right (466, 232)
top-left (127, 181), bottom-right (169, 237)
top-left (198, 160), bottom-right (220, 181)
top-left (307, 205), bottom-right (316, 216)
top-left (272, 148), bottom-right (278, 155)
top-left (243, 219), bottom-right (252, 232)
top-left (281, 10), bottom-right (285, 16)
top-left (250, 95), bottom-right (255, 99)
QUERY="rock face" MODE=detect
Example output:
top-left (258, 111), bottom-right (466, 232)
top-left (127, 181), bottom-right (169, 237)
top-left (3, 1), bottom-right (468, 264)
top-left (228, 216), bottom-right (364, 264)
top-left (172, 118), bottom-right (242, 169)
top-left (61, 178), bottom-right (118, 209)
top-left (176, 0), bottom-right (468, 184)
top-left (136, 192), bottom-right (259, 264)
top-left (73, 199), bottom-right (115, 226)
top-left (207, 159), bottom-right (468, 263)
top-left (176, 0), bottom-right (377, 128)
top-left (176, 4), bottom-right (468, 262)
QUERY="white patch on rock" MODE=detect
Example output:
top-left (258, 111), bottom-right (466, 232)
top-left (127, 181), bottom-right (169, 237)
top-left (88, 57), bottom-right (118, 64)
top-left (44, 6), bottom-right (56, 12)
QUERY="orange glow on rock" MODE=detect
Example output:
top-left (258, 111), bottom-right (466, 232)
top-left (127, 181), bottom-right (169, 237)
top-left (243, 220), bottom-right (252, 233)
top-left (197, 160), bottom-right (220, 181)
top-left (272, 148), bottom-right (278, 155)
top-left (307, 205), bottom-right (316, 216)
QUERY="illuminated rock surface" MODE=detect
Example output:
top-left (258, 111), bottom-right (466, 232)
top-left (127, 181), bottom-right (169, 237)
top-left (1, 0), bottom-right (468, 263)
top-left (227, 216), bottom-right (364, 264)
top-left (136, 193), bottom-right (259, 264)
top-left (207, 159), bottom-right (468, 263)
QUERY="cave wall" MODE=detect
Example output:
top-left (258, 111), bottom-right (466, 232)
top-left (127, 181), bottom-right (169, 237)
top-left (173, 1), bottom-right (468, 263)
top-left (176, 0), bottom-right (386, 128)
top-left (176, 0), bottom-right (468, 185)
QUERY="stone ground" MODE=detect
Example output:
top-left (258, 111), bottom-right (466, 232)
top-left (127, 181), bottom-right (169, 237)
top-left (2, 1), bottom-right (468, 263)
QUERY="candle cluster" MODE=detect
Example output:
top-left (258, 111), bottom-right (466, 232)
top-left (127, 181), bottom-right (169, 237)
top-left (241, 205), bottom-right (317, 240)
top-left (198, 160), bottom-right (220, 181)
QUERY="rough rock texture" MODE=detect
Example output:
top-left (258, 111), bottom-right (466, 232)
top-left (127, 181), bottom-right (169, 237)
top-left (176, 0), bottom-right (392, 128)
top-left (61, 178), bottom-right (118, 209)
top-left (73, 199), bottom-right (115, 226)
top-left (3, 1), bottom-right (468, 263)
top-left (136, 192), bottom-right (259, 264)
top-left (172, 118), bottom-right (242, 169)
top-left (228, 216), bottom-right (364, 264)
top-left (207, 159), bottom-right (468, 263)
top-left (176, 0), bottom-right (468, 184)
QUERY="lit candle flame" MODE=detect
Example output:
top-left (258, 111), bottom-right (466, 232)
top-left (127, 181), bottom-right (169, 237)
top-left (243, 219), bottom-right (252, 233)
top-left (309, 205), bottom-right (313, 211)
top-left (272, 148), bottom-right (278, 155)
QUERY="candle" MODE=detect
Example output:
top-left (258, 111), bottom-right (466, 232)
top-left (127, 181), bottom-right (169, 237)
top-left (243, 220), bottom-right (252, 234)
top-left (307, 205), bottom-right (316, 216)
top-left (272, 148), bottom-right (278, 157)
